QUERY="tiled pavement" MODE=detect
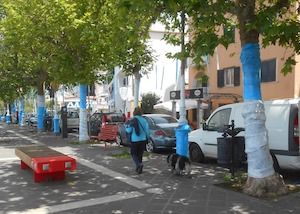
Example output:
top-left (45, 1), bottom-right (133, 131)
top-left (1, 122), bottom-right (300, 214)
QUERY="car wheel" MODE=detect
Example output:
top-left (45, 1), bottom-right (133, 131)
top-left (146, 139), bottom-right (155, 153)
top-left (115, 133), bottom-right (122, 146)
top-left (189, 143), bottom-right (205, 163)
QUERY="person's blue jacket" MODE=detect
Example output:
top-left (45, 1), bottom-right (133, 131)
top-left (125, 115), bottom-right (150, 143)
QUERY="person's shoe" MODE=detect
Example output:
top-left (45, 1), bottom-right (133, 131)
top-left (137, 164), bottom-right (143, 174)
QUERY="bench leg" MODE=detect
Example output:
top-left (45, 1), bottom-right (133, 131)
top-left (34, 171), bottom-right (65, 182)
top-left (21, 160), bottom-right (30, 169)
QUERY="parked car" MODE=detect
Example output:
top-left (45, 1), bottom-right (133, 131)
top-left (26, 112), bottom-right (53, 130)
top-left (27, 113), bottom-right (38, 126)
top-left (117, 114), bottom-right (179, 153)
top-left (188, 98), bottom-right (300, 171)
top-left (59, 111), bottom-right (80, 132)
top-left (88, 112), bottom-right (126, 136)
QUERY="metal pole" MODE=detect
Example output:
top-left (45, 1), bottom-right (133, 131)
top-left (172, 100), bottom-right (176, 118)
top-left (298, 100), bottom-right (300, 146)
top-left (88, 86), bottom-right (91, 136)
top-left (196, 99), bottom-right (202, 129)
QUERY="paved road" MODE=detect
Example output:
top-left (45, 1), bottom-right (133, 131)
top-left (1, 122), bottom-right (300, 214)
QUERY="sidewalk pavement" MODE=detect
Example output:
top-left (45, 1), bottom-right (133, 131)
top-left (1, 122), bottom-right (300, 214)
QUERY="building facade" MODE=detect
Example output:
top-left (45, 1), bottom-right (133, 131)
top-left (188, 27), bottom-right (300, 128)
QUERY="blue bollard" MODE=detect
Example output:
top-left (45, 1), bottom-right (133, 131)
top-left (175, 123), bottom-right (191, 158)
top-left (19, 110), bottom-right (24, 126)
top-left (53, 117), bottom-right (60, 134)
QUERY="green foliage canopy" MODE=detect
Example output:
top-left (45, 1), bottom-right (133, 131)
top-left (117, 0), bottom-right (300, 75)
top-left (141, 92), bottom-right (161, 114)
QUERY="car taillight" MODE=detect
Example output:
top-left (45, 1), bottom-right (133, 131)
top-left (154, 130), bottom-right (166, 136)
top-left (294, 117), bottom-right (299, 145)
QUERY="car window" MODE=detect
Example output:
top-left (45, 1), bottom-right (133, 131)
top-left (144, 117), bottom-right (153, 125)
top-left (90, 112), bottom-right (125, 123)
top-left (110, 114), bottom-right (126, 122)
top-left (148, 115), bottom-right (178, 124)
top-left (207, 108), bottom-right (231, 131)
top-left (91, 113), bottom-right (102, 121)
top-left (106, 113), bottom-right (125, 123)
top-left (68, 112), bottom-right (79, 118)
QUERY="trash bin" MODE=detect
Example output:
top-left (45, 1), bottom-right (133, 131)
top-left (217, 136), bottom-right (246, 165)
top-left (175, 124), bottom-right (191, 157)
top-left (45, 116), bottom-right (53, 131)
top-left (21, 115), bottom-right (26, 126)
top-left (61, 106), bottom-right (68, 138)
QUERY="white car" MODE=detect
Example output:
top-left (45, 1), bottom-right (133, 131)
top-left (59, 111), bottom-right (80, 132)
top-left (188, 98), bottom-right (300, 171)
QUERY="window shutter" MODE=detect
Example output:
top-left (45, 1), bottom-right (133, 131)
top-left (87, 85), bottom-right (95, 96)
top-left (234, 67), bottom-right (240, 86)
top-left (217, 70), bottom-right (224, 88)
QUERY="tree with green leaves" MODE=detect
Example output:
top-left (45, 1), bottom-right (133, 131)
top-left (0, 2), bottom-right (33, 104)
top-left (1, 0), bottom-right (62, 130)
top-left (0, 0), bottom-right (117, 138)
top-left (119, 0), bottom-right (300, 197)
top-left (111, 0), bottom-right (157, 108)
top-left (141, 92), bottom-right (161, 113)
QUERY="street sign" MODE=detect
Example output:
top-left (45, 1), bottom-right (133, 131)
top-left (119, 87), bottom-right (128, 100)
top-left (170, 88), bottom-right (203, 100)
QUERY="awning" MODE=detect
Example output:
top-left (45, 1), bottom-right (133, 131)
top-left (153, 100), bottom-right (208, 112)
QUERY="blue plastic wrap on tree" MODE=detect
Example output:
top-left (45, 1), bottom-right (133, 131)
top-left (175, 124), bottom-right (191, 157)
top-left (240, 43), bottom-right (262, 100)
top-left (6, 115), bottom-right (11, 124)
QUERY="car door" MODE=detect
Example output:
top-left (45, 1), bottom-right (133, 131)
top-left (68, 111), bottom-right (79, 129)
top-left (202, 108), bottom-right (232, 158)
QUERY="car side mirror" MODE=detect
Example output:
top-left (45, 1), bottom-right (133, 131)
top-left (202, 123), bottom-right (207, 130)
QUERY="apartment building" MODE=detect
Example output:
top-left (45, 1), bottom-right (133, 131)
top-left (188, 28), bottom-right (300, 128)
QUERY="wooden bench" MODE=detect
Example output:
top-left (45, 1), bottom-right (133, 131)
top-left (15, 145), bottom-right (76, 182)
top-left (90, 124), bottom-right (119, 149)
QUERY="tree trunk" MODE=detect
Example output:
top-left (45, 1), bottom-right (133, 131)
top-left (79, 84), bottom-right (89, 142)
top-left (133, 66), bottom-right (141, 108)
top-left (243, 173), bottom-right (288, 198)
top-left (36, 79), bottom-right (46, 132)
top-left (237, 1), bottom-right (288, 197)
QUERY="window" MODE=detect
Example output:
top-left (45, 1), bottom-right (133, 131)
top-left (261, 59), bottom-right (276, 83)
top-left (217, 67), bottom-right (240, 87)
top-left (68, 111), bottom-right (79, 118)
top-left (224, 68), bottom-right (234, 86)
top-left (207, 108), bottom-right (231, 131)
top-left (87, 85), bottom-right (95, 96)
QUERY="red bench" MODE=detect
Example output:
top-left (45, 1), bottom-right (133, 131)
top-left (90, 124), bottom-right (119, 149)
top-left (15, 145), bottom-right (76, 182)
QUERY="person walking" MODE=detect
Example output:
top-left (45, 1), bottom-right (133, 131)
top-left (125, 107), bottom-right (150, 174)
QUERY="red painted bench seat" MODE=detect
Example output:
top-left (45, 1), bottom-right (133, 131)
top-left (90, 124), bottom-right (119, 149)
top-left (15, 145), bottom-right (76, 182)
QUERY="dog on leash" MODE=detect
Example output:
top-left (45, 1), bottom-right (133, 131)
top-left (167, 153), bottom-right (192, 178)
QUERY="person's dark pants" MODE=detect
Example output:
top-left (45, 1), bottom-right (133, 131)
top-left (130, 141), bottom-right (146, 171)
